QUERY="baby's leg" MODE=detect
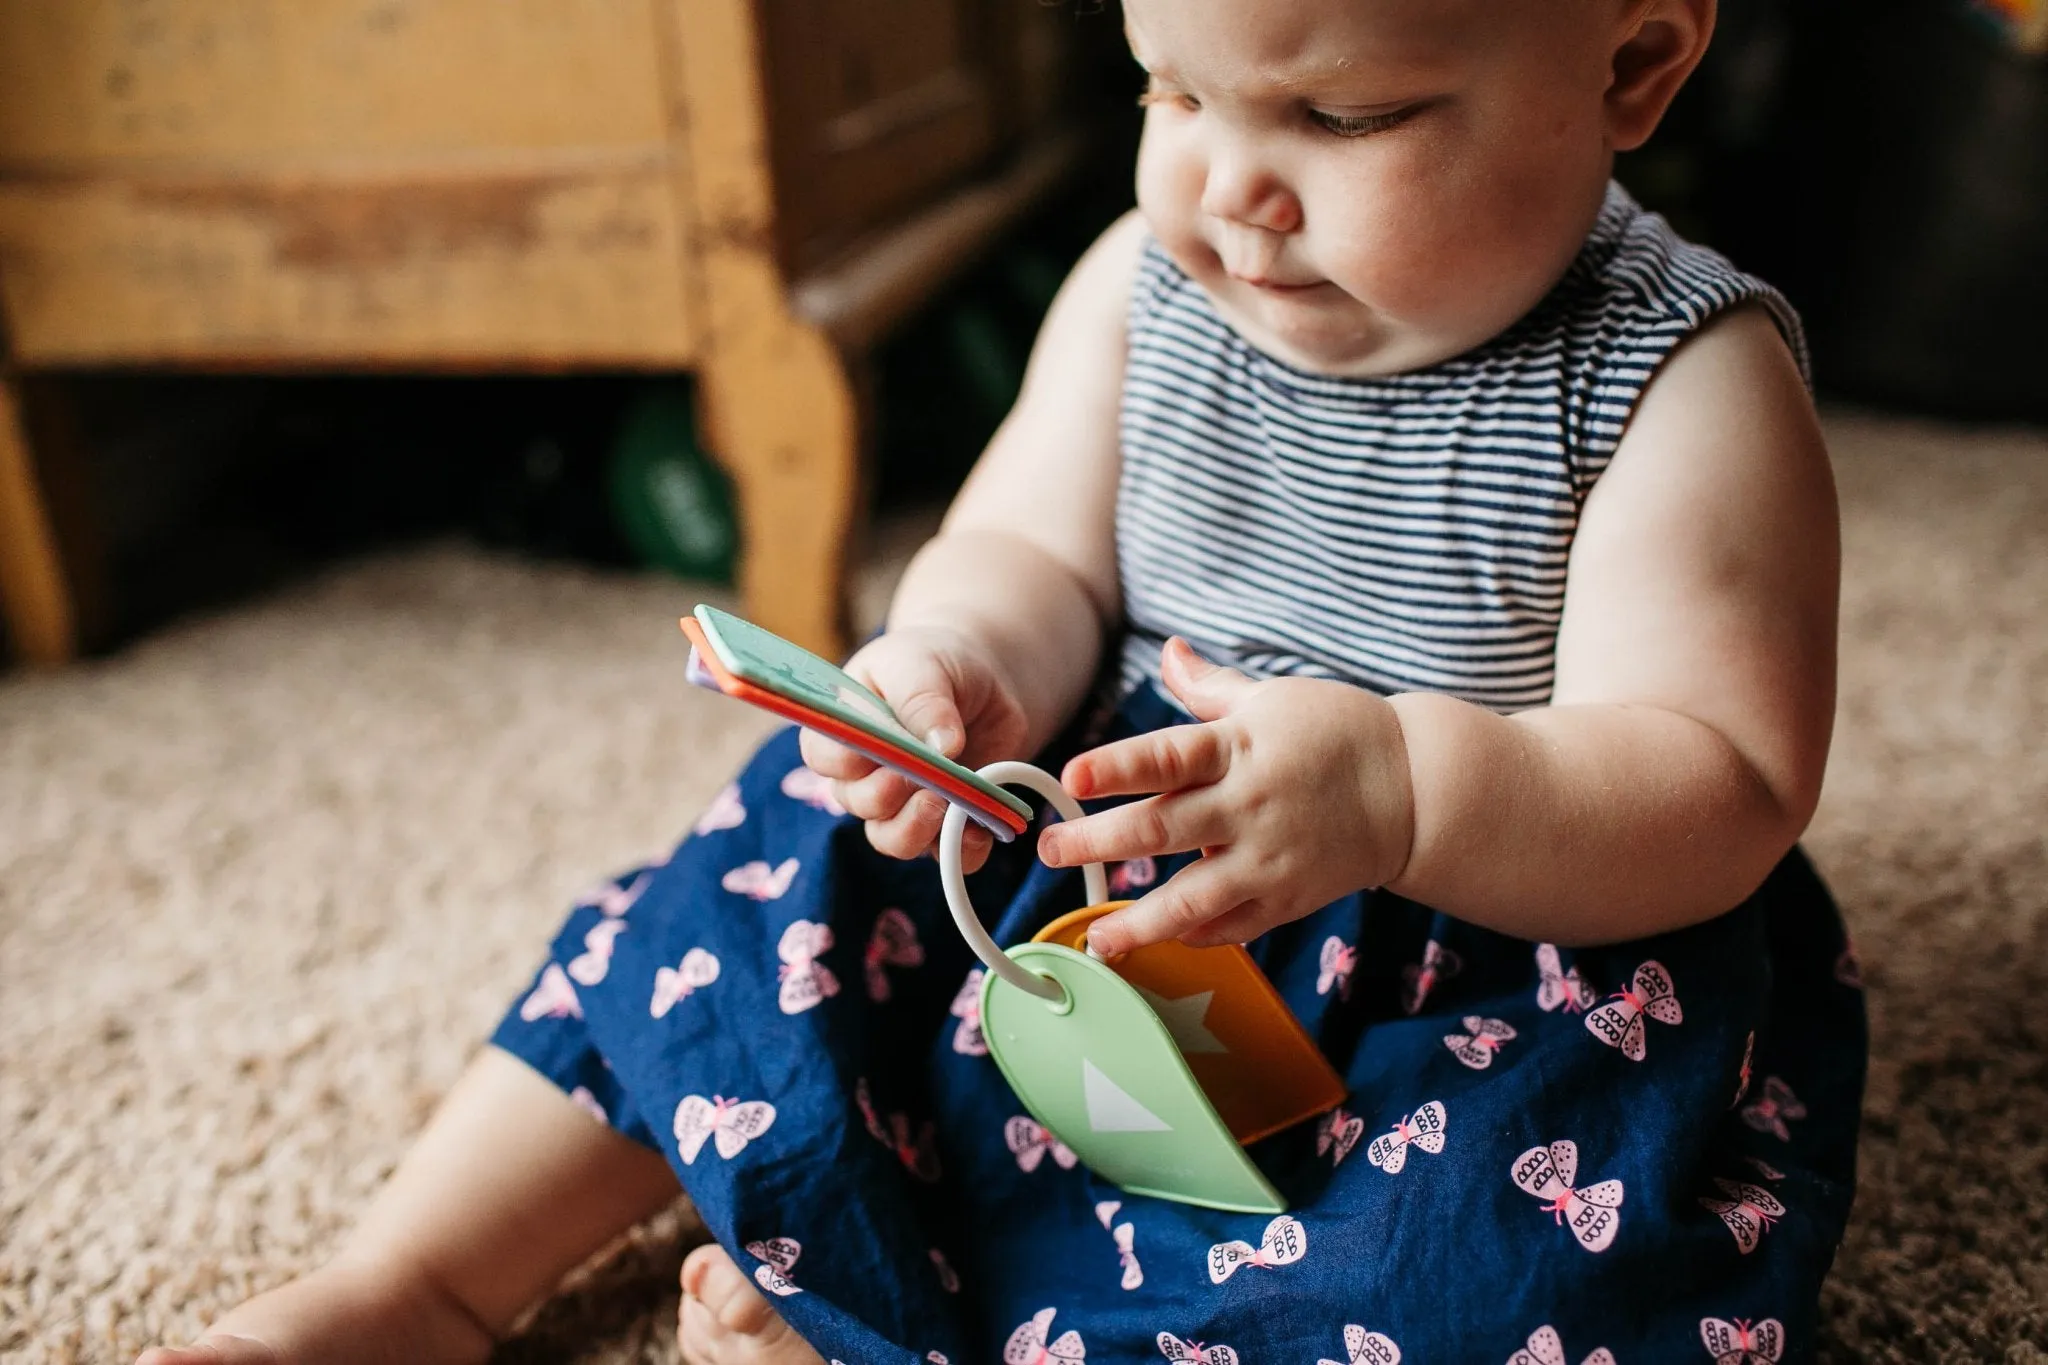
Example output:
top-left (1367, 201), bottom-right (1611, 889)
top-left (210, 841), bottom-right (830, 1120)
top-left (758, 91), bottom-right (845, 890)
top-left (139, 1047), bottom-right (681, 1365)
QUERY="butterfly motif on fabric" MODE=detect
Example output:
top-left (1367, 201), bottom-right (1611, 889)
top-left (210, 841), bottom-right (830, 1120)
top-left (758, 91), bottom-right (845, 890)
top-left (1157, 1333), bottom-right (1238, 1364)
top-left (650, 947), bottom-right (721, 1018)
top-left (745, 1237), bottom-right (803, 1296)
top-left (1583, 959), bottom-right (1682, 1061)
top-left (568, 1086), bottom-right (608, 1125)
top-left (780, 766), bottom-right (847, 816)
top-left (1319, 1324), bottom-right (1402, 1365)
top-left (929, 1247), bottom-right (960, 1294)
top-left (1535, 943), bottom-right (1597, 1014)
top-left (1834, 940), bottom-right (1863, 989)
top-left (1699, 1177), bottom-right (1787, 1255)
top-left (694, 783), bottom-right (747, 834)
top-left (776, 919), bottom-right (840, 1014)
top-left (855, 1077), bottom-right (941, 1182)
top-left (1511, 1139), bottom-right (1624, 1252)
top-left (1400, 941), bottom-right (1462, 1015)
top-left (519, 963), bottom-right (582, 1021)
top-left (864, 908), bottom-right (924, 1002)
top-left (1699, 1317), bottom-right (1785, 1364)
top-left (1366, 1101), bottom-right (1447, 1175)
top-left (673, 1093), bottom-right (777, 1164)
top-left (1506, 1325), bottom-right (1615, 1365)
top-left (1110, 857), bottom-right (1158, 894)
top-left (1732, 1031), bottom-right (1755, 1108)
top-left (1206, 1215), bottom-right (1307, 1283)
top-left (1103, 1220), bottom-right (1141, 1290)
top-left (1005, 1116), bottom-right (1078, 1173)
top-left (1317, 1107), bottom-right (1365, 1166)
top-left (1444, 1017), bottom-right (1518, 1070)
top-left (1740, 1077), bottom-right (1806, 1142)
top-left (950, 969), bottom-right (989, 1055)
top-left (1004, 1308), bottom-right (1085, 1364)
top-left (1318, 937), bottom-right (1358, 1000)
top-left (722, 857), bottom-right (800, 901)
top-left (579, 870), bottom-right (653, 918)
top-left (1744, 1156), bottom-right (1786, 1181)
top-left (567, 918), bottom-right (628, 987)
top-left (1095, 1200), bottom-right (1121, 1229)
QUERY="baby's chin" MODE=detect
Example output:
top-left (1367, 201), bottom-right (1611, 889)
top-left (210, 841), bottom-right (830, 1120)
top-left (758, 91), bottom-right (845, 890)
top-left (1204, 277), bottom-right (1458, 379)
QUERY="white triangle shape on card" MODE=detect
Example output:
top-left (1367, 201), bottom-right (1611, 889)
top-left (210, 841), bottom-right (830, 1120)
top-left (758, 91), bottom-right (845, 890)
top-left (1082, 1058), bottom-right (1173, 1132)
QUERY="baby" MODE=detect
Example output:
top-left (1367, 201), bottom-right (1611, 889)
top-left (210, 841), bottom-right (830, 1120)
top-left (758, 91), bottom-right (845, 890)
top-left (143, 0), bottom-right (1865, 1361)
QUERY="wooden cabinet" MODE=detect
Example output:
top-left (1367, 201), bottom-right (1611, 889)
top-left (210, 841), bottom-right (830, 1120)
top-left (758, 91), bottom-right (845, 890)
top-left (0, 0), bottom-right (1088, 663)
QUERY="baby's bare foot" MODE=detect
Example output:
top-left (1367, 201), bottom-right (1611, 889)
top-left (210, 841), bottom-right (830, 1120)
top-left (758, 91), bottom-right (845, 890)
top-left (677, 1244), bottom-right (825, 1365)
top-left (136, 1259), bottom-right (493, 1365)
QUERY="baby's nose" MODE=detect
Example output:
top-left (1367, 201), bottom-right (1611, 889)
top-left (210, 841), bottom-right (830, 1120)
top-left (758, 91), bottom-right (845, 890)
top-left (1200, 151), bottom-right (1302, 235)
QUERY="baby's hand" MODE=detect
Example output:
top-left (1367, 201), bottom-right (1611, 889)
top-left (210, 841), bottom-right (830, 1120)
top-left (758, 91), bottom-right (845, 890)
top-left (798, 625), bottom-right (1029, 869)
top-left (1039, 638), bottom-right (1416, 954)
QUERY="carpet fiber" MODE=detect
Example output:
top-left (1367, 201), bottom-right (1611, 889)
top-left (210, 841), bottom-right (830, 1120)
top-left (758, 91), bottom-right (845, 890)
top-left (3, 414), bottom-right (2043, 1363)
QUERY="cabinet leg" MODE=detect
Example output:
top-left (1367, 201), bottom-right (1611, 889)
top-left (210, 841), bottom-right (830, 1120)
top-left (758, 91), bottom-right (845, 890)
top-left (0, 376), bottom-right (88, 664)
top-left (698, 323), bottom-right (862, 662)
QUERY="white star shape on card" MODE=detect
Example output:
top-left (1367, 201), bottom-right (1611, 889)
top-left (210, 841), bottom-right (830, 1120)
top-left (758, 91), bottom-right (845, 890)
top-left (1136, 987), bottom-right (1228, 1055)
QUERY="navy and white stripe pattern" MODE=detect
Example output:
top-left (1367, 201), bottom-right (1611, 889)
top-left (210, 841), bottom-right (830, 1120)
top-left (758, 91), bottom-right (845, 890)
top-left (1116, 182), bottom-right (1809, 712)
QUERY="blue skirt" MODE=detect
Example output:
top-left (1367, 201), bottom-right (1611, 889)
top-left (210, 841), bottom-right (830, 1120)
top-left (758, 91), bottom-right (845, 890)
top-left (494, 682), bottom-right (1866, 1365)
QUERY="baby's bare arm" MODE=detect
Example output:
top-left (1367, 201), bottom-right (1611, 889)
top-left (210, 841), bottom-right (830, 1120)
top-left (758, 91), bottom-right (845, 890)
top-left (886, 211), bottom-right (1144, 755)
top-left (1387, 304), bottom-right (1839, 943)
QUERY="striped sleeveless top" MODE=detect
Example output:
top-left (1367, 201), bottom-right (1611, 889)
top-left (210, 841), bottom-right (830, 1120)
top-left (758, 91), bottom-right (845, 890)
top-left (1115, 182), bottom-right (1809, 713)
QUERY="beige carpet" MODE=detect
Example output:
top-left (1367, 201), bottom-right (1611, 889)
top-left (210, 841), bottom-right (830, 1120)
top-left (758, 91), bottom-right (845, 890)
top-left (3, 413), bottom-right (2044, 1364)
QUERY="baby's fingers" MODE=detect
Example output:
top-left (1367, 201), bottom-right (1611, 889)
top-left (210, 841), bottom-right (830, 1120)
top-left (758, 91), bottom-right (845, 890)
top-left (1085, 856), bottom-right (1249, 956)
top-left (1062, 723), bottom-right (1231, 799)
top-left (1038, 792), bottom-right (1231, 869)
top-left (798, 725), bottom-right (878, 782)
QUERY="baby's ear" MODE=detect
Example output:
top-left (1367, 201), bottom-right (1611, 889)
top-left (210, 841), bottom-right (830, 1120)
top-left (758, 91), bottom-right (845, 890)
top-left (1605, 0), bottom-right (1714, 152)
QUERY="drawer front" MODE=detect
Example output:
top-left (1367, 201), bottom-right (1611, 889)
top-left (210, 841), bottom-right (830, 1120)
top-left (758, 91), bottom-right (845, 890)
top-left (0, 0), bottom-right (670, 162)
top-left (0, 163), bottom-right (699, 367)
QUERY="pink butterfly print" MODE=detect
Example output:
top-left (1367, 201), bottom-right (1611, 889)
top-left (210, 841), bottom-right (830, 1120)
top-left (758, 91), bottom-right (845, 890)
top-left (1535, 943), bottom-right (1597, 1014)
top-left (1319, 1324), bottom-right (1402, 1365)
top-left (1318, 937), bottom-right (1358, 1000)
top-left (1366, 1101), bottom-right (1448, 1175)
top-left (1506, 1325), bottom-right (1614, 1365)
top-left (1157, 1333), bottom-right (1237, 1364)
top-left (567, 918), bottom-right (628, 986)
top-left (781, 766), bottom-right (847, 816)
top-left (745, 1237), bottom-right (803, 1297)
top-left (1110, 856), bottom-right (1158, 894)
top-left (1094, 1200), bottom-right (1122, 1229)
top-left (864, 908), bottom-right (924, 1002)
top-left (673, 1093), bottom-right (777, 1164)
top-left (1834, 940), bottom-right (1863, 989)
top-left (1005, 1116), bottom-right (1078, 1173)
top-left (1004, 1308), bottom-right (1085, 1364)
top-left (1511, 1139), bottom-right (1624, 1252)
top-left (1732, 1030), bottom-right (1755, 1108)
top-left (950, 969), bottom-right (989, 1055)
top-left (1443, 1016), bottom-right (1518, 1070)
top-left (694, 783), bottom-right (747, 834)
top-left (1112, 1221), bottom-right (1143, 1290)
top-left (929, 1247), bottom-right (960, 1293)
top-left (1584, 959), bottom-right (1683, 1061)
top-left (1700, 1317), bottom-right (1785, 1364)
top-left (1400, 941), bottom-right (1462, 1015)
top-left (650, 947), bottom-right (721, 1018)
top-left (1740, 1077), bottom-right (1806, 1142)
top-left (519, 963), bottom-right (582, 1021)
top-left (886, 1112), bottom-right (941, 1182)
top-left (569, 1086), bottom-right (608, 1125)
top-left (722, 857), bottom-right (800, 901)
top-left (580, 870), bottom-right (653, 918)
top-left (1318, 1107), bottom-right (1365, 1166)
top-left (1744, 1156), bottom-right (1786, 1181)
top-left (1699, 1177), bottom-right (1787, 1255)
top-left (776, 919), bottom-right (840, 1014)
top-left (1206, 1214), bottom-right (1307, 1283)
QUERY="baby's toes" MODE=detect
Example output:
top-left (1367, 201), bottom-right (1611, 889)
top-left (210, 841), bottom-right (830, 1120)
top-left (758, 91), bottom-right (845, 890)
top-left (677, 1245), bottom-right (820, 1364)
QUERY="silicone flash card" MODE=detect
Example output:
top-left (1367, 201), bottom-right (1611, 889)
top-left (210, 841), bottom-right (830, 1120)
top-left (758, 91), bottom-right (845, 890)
top-left (680, 606), bottom-right (1032, 841)
top-left (979, 942), bottom-right (1288, 1214)
top-left (1032, 904), bottom-right (1346, 1146)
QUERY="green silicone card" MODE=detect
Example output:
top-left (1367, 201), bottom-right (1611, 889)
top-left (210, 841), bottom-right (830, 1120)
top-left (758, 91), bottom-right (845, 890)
top-left (691, 604), bottom-right (1033, 825)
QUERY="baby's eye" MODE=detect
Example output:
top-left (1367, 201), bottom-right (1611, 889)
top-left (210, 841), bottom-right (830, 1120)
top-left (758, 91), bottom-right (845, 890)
top-left (1138, 78), bottom-right (1200, 113)
top-left (1308, 105), bottom-right (1419, 138)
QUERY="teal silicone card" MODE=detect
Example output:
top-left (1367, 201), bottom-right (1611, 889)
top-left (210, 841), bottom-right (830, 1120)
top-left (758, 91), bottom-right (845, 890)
top-left (691, 605), bottom-right (1033, 825)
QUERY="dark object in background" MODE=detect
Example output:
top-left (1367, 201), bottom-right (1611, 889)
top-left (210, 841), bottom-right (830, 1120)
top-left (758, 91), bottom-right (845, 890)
top-left (607, 383), bottom-right (739, 584)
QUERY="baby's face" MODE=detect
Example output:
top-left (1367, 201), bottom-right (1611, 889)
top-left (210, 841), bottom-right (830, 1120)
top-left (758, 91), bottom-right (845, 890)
top-left (1128, 0), bottom-right (1641, 376)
